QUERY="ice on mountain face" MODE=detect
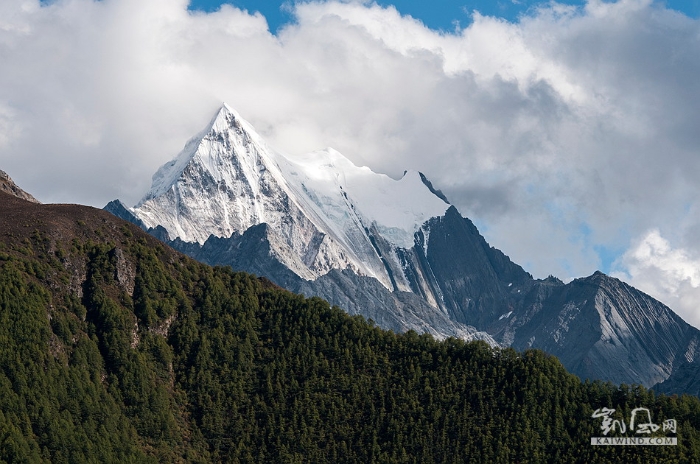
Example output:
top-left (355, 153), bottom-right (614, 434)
top-left (278, 148), bottom-right (449, 249)
top-left (131, 104), bottom-right (450, 289)
top-left (686, 337), bottom-right (698, 363)
top-left (499, 311), bottom-right (513, 320)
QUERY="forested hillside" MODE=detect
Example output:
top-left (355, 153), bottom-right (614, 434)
top-left (1, 192), bottom-right (700, 463)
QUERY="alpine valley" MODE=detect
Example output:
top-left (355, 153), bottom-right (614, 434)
top-left (107, 104), bottom-right (700, 393)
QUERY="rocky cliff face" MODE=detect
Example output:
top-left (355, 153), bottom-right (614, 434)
top-left (654, 357), bottom-right (700, 397)
top-left (419, 206), bottom-right (533, 329)
top-left (499, 272), bottom-right (700, 387)
top-left (106, 104), bottom-right (700, 392)
top-left (0, 170), bottom-right (39, 203)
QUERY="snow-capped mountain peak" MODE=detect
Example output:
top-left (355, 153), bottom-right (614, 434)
top-left (137, 103), bottom-right (275, 207)
top-left (130, 104), bottom-right (450, 289)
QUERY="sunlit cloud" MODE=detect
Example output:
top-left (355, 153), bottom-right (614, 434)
top-left (613, 229), bottom-right (700, 328)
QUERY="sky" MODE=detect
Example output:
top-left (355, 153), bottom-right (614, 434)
top-left (189, 0), bottom-right (700, 32)
top-left (3, 0), bottom-right (700, 327)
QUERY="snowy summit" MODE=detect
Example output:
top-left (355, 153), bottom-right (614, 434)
top-left (131, 104), bottom-right (450, 288)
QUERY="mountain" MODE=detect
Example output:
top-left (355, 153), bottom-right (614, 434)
top-left (111, 104), bottom-right (496, 344)
top-left (503, 272), bottom-right (700, 387)
top-left (3, 186), bottom-right (700, 462)
top-left (131, 104), bottom-right (450, 288)
top-left (0, 169), bottom-right (39, 203)
top-left (107, 104), bottom-right (700, 391)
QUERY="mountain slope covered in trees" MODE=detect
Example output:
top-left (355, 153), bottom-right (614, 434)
top-left (2, 190), bottom-right (700, 463)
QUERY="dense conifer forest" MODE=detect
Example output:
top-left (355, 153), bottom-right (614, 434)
top-left (1, 195), bottom-right (700, 463)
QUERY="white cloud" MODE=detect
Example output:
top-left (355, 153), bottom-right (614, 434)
top-left (613, 230), bottom-right (700, 328)
top-left (1, 0), bottom-right (700, 318)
